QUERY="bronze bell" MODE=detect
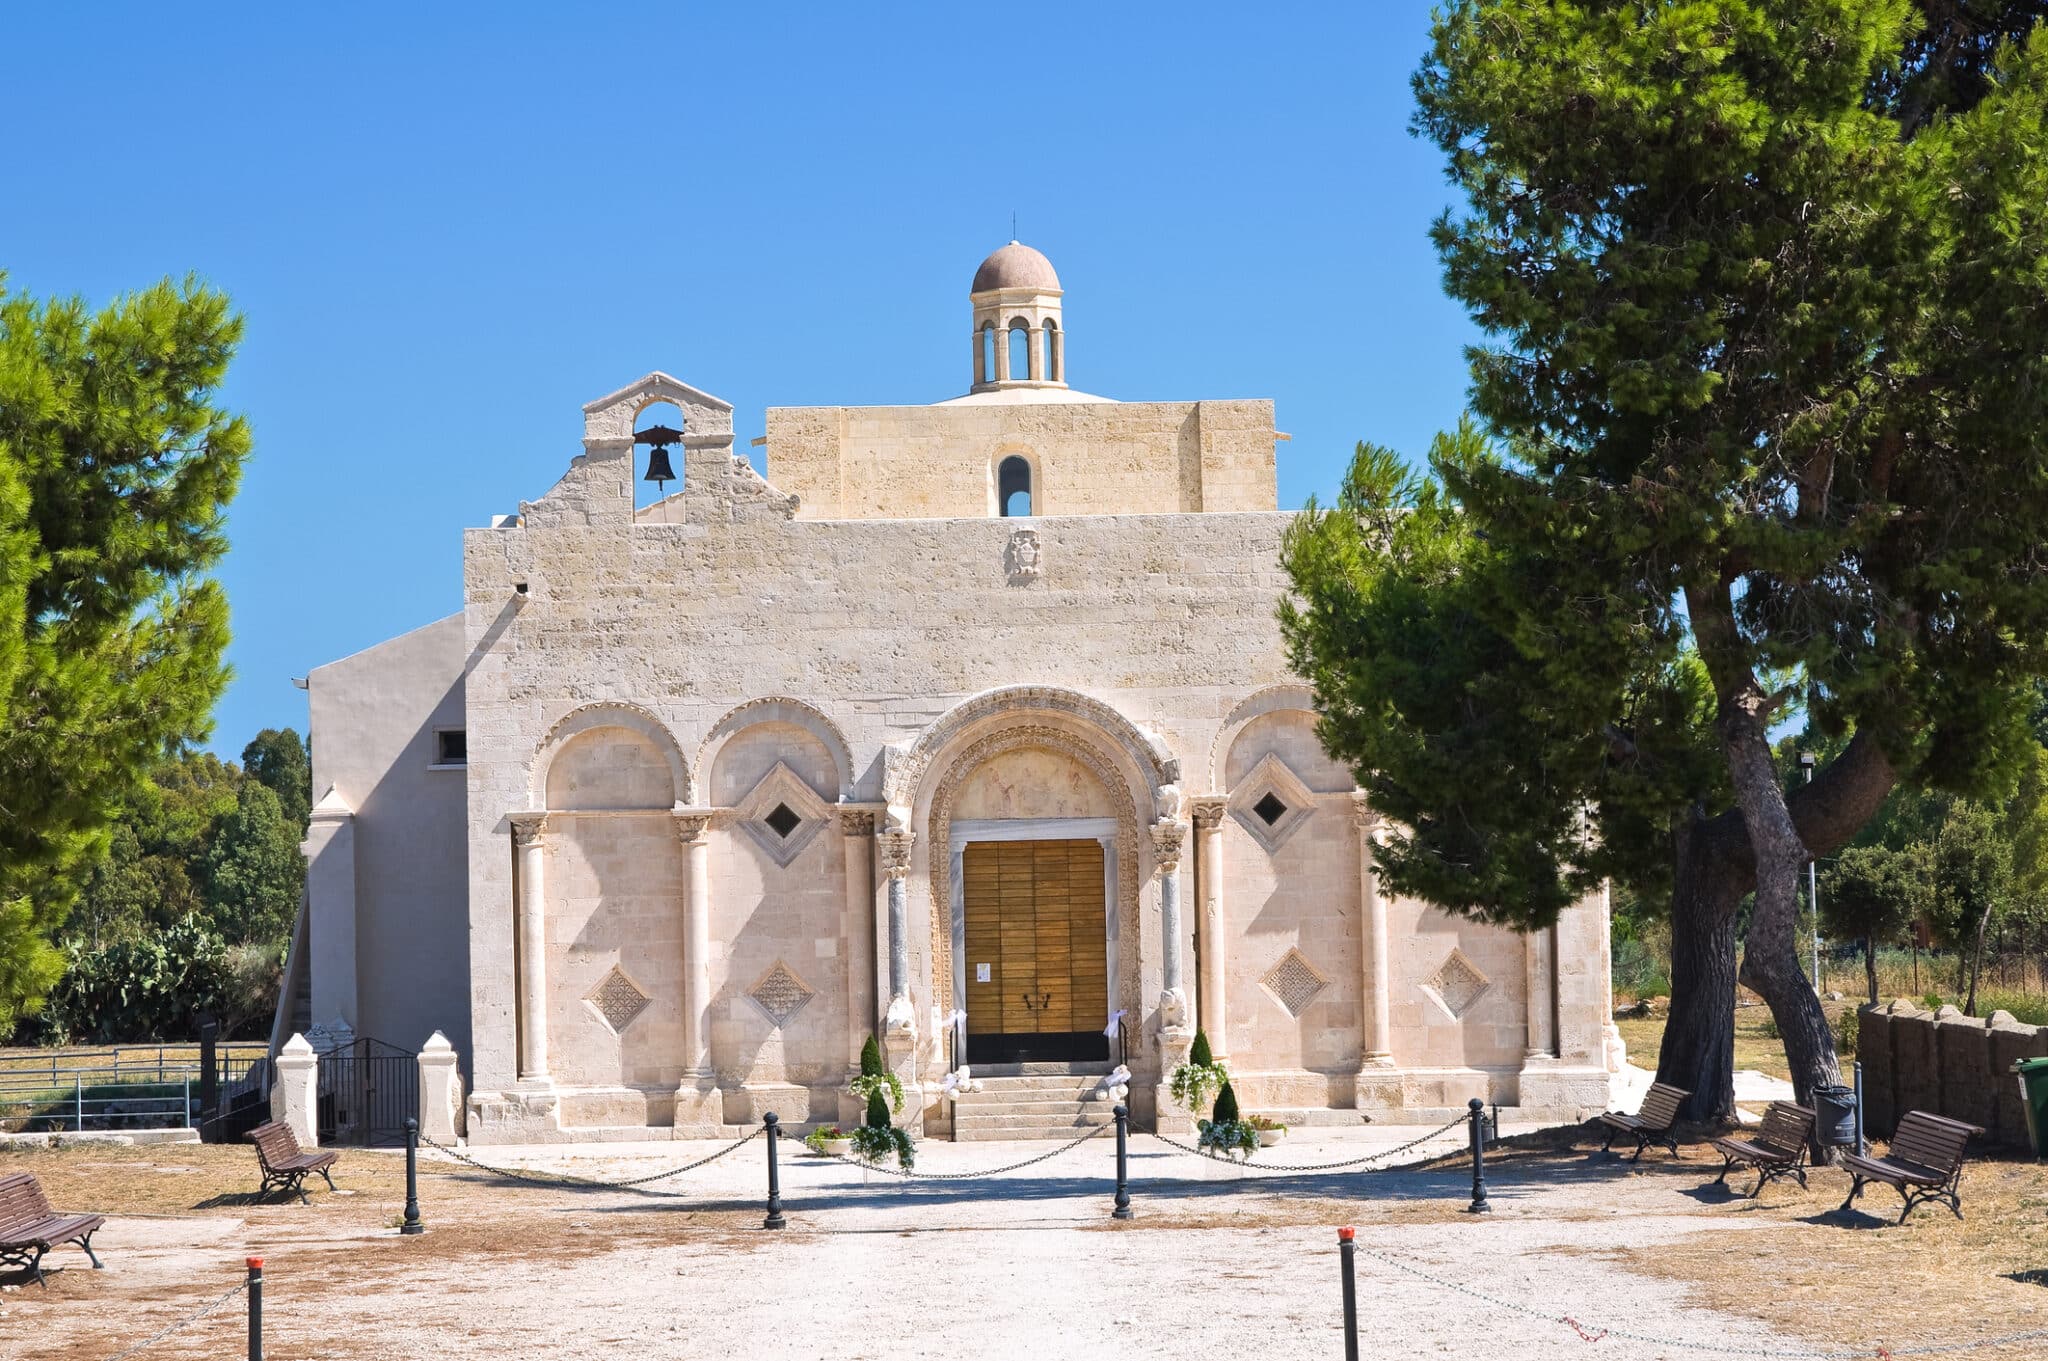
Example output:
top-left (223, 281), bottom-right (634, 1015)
top-left (635, 422), bottom-right (683, 490)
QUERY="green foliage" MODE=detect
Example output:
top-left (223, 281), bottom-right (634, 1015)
top-left (240, 729), bottom-right (310, 831)
top-left (848, 1041), bottom-right (905, 1116)
top-left (1822, 846), bottom-right (1931, 954)
top-left (1189, 1029), bottom-right (1213, 1068)
top-left (1211, 1080), bottom-right (1239, 1126)
top-left (34, 919), bottom-right (279, 1044)
top-left (1196, 1087), bottom-right (1261, 1160)
top-left (864, 1087), bottom-right (890, 1130)
top-left (203, 779), bottom-right (303, 945)
top-left (1835, 1008), bottom-right (1859, 1057)
top-left (849, 1121), bottom-right (914, 1170)
top-left (1168, 1047), bottom-right (1230, 1115)
top-left (0, 276), bottom-right (249, 1031)
top-left (859, 1033), bottom-right (883, 1078)
top-left (802, 1126), bottom-right (846, 1154)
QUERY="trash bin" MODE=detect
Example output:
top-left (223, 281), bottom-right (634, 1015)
top-left (1811, 1083), bottom-right (1857, 1146)
top-left (2014, 1057), bottom-right (2048, 1160)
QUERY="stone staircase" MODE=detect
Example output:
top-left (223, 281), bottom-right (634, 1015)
top-left (949, 1065), bottom-right (1118, 1141)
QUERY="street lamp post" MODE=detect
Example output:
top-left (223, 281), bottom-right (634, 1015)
top-left (1800, 751), bottom-right (1819, 996)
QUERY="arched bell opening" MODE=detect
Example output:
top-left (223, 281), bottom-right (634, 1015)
top-left (634, 401), bottom-right (685, 508)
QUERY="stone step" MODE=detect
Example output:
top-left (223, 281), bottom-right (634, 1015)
top-left (957, 1075), bottom-right (1112, 1094)
top-left (949, 1096), bottom-right (1114, 1116)
top-left (952, 1111), bottom-right (1114, 1139)
top-left (968, 1061), bottom-right (1114, 1079)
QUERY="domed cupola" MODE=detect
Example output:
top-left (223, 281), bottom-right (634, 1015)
top-left (970, 241), bottom-right (1065, 393)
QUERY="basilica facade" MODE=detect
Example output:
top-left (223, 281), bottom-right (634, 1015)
top-left (293, 243), bottom-right (1621, 1143)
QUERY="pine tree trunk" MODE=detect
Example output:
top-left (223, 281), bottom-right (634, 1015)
top-left (1864, 936), bottom-right (1878, 1005)
top-left (1659, 820), bottom-right (1740, 1121)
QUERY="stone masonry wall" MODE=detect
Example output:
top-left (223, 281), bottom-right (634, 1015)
top-left (1858, 999), bottom-right (2048, 1147)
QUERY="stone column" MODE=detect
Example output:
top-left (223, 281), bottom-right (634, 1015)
top-left (1151, 820), bottom-right (1190, 1026)
top-left (1191, 799), bottom-right (1227, 1055)
top-left (417, 1031), bottom-right (464, 1142)
top-left (877, 829), bottom-right (917, 1034)
top-left (673, 811), bottom-right (722, 1132)
top-left (271, 1033), bottom-right (319, 1148)
top-left (509, 814), bottom-right (551, 1086)
top-left (994, 323), bottom-right (1011, 382)
top-left (1352, 794), bottom-right (1398, 1105)
top-left (1524, 923), bottom-right (1558, 1060)
top-left (839, 808), bottom-right (877, 1057)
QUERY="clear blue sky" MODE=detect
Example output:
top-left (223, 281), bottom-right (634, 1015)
top-left (5, 4), bottom-right (1479, 757)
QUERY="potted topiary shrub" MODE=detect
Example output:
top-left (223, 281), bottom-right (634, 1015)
top-left (803, 1126), bottom-right (852, 1157)
top-left (848, 1033), bottom-right (905, 1116)
top-left (1196, 1080), bottom-right (1258, 1159)
top-left (1249, 1114), bottom-right (1288, 1147)
top-left (849, 1087), bottom-right (915, 1170)
top-left (1168, 1029), bottom-right (1230, 1117)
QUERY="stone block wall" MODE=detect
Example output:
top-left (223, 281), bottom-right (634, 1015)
top-left (1857, 1000), bottom-right (2048, 1147)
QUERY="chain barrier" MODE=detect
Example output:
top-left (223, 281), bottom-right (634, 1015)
top-left (1144, 1113), bottom-right (1468, 1173)
top-left (1357, 1246), bottom-right (2048, 1359)
top-left (101, 1279), bottom-right (247, 1361)
top-left (816, 1122), bottom-right (1110, 1179)
top-left (419, 1127), bottom-right (762, 1193)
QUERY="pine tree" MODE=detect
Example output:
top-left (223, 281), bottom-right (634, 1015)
top-left (203, 780), bottom-right (304, 946)
top-left (0, 277), bottom-right (248, 1032)
top-left (240, 728), bottom-right (311, 830)
top-left (1287, 3), bottom-right (2048, 1118)
top-left (1211, 1081), bottom-right (1239, 1127)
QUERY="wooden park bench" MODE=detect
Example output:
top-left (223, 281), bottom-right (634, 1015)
top-left (0, 1171), bottom-right (104, 1286)
top-left (1597, 1081), bottom-right (1690, 1161)
top-left (1707, 1101), bottom-right (1814, 1197)
top-left (250, 1120), bottom-right (340, 1204)
top-left (1838, 1109), bottom-right (1981, 1224)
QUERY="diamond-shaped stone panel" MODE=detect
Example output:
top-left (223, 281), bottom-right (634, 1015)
top-left (1262, 948), bottom-right (1329, 1018)
top-left (587, 966), bottom-right (650, 1033)
top-left (1426, 949), bottom-right (1491, 1018)
top-left (749, 961), bottom-right (815, 1028)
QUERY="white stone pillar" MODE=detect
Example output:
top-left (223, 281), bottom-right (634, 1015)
top-left (1524, 923), bottom-right (1558, 1060)
top-left (510, 814), bottom-right (551, 1085)
top-left (1191, 799), bottom-right (1227, 1054)
top-left (271, 1033), bottom-right (319, 1148)
top-left (877, 830), bottom-right (916, 1030)
top-left (416, 1031), bottom-right (463, 1142)
top-left (673, 811), bottom-right (723, 1131)
top-left (840, 809), bottom-right (877, 1057)
top-left (1151, 820), bottom-right (1190, 1026)
top-left (1353, 794), bottom-right (1396, 1073)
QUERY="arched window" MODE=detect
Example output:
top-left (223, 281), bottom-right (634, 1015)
top-left (1042, 318), bottom-right (1060, 382)
top-left (980, 323), bottom-right (996, 385)
top-left (1009, 321), bottom-right (1032, 382)
top-left (998, 456), bottom-right (1032, 517)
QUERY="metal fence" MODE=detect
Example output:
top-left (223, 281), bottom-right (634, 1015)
top-left (0, 1043), bottom-right (269, 1134)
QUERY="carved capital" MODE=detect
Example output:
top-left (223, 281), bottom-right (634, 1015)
top-left (672, 811), bottom-right (713, 844)
top-left (877, 829), bottom-right (916, 880)
top-left (1149, 819), bottom-right (1187, 872)
top-left (838, 808), bottom-right (876, 838)
top-left (509, 813), bottom-right (548, 849)
top-left (1190, 798), bottom-right (1227, 831)
top-left (1350, 790), bottom-right (1381, 832)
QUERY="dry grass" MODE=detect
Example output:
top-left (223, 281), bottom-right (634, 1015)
top-left (1613, 998), bottom-right (1866, 1084)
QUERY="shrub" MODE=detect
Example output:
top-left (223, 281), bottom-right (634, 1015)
top-left (860, 1034), bottom-right (884, 1078)
top-left (1834, 1008), bottom-right (1858, 1057)
top-left (1190, 1029), bottom-right (1214, 1067)
top-left (1212, 1080), bottom-right (1239, 1126)
top-left (865, 1088), bottom-right (890, 1130)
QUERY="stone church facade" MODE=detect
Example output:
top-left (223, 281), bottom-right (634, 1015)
top-left (294, 243), bottom-right (1621, 1143)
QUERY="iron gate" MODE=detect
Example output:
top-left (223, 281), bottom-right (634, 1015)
top-left (316, 1037), bottom-right (416, 1146)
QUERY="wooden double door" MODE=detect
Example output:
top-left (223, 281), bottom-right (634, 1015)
top-left (961, 839), bottom-right (1110, 1064)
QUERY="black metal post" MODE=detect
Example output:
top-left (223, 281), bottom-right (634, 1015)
top-left (1853, 1060), bottom-right (1866, 1157)
top-left (1111, 1104), bottom-right (1133, 1220)
top-left (198, 1014), bottom-right (219, 1131)
top-left (1466, 1098), bottom-right (1491, 1214)
top-left (763, 1112), bottom-right (787, 1229)
top-left (246, 1257), bottom-right (264, 1361)
top-left (401, 1118), bottom-right (424, 1235)
top-left (1338, 1227), bottom-right (1359, 1361)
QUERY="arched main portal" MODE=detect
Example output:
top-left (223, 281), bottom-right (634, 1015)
top-left (921, 723), bottom-right (1144, 1066)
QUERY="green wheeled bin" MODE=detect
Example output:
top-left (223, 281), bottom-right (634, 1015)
top-left (2015, 1057), bottom-right (2048, 1159)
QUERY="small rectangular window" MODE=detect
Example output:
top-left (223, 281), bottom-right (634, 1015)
top-left (433, 729), bottom-right (467, 767)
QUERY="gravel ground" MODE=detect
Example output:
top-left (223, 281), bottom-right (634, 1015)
top-left (2, 1122), bottom-right (2020, 1360)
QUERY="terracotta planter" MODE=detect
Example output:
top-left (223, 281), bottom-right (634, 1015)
top-left (1258, 1127), bottom-right (1286, 1147)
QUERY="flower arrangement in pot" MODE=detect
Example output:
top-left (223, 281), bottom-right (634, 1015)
top-left (1196, 1080), bottom-right (1259, 1159)
top-left (849, 1088), bottom-right (915, 1170)
top-left (847, 1034), bottom-right (905, 1116)
top-left (1168, 1029), bottom-right (1230, 1117)
top-left (1249, 1115), bottom-right (1288, 1147)
top-left (803, 1126), bottom-right (852, 1157)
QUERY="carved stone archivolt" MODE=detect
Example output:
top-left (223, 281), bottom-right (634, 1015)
top-left (923, 723), bottom-right (1142, 1028)
top-left (885, 685), bottom-right (1179, 813)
